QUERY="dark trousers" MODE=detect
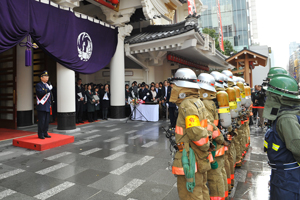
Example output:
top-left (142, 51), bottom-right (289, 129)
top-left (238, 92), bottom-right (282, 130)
top-left (102, 107), bottom-right (108, 119)
top-left (88, 112), bottom-right (93, 122)
top-left (76, 102), bottom-right (83, 122)
top-left (169, 107), bottom-right (177, 128)
top-left (37, 111), bottom-right (50, 138)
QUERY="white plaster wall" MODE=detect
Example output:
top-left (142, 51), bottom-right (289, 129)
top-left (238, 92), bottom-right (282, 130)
top-left (17, 41), bottom-right (33, 111)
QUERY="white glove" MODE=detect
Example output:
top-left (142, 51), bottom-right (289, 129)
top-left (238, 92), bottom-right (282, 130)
top-left (143, 96), bottom-right (147, 100)
top-left (48, 84), bottom-right (53, 91)
top-left (166, 103), bottom-right (169, 107)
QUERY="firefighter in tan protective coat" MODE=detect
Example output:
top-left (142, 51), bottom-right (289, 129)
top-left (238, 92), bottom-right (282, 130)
top-left (198, 73), bottom-right (227, 200)
top-left (170, 68), bottom-right (211, 200)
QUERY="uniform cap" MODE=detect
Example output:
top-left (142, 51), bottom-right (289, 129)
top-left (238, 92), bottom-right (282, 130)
top-left (40, 71), bottom-right (49, 77)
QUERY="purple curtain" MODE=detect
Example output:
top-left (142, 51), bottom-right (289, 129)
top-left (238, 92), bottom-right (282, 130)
top-left (0, 0), bottom-right (118, 74)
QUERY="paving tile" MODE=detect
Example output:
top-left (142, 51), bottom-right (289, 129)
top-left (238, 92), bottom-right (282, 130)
top-left (87, 190), bottom-right (127, 200)
top-left (127, 181), bottom-right (172, 200)
top-left (162, 187), bottom-right (180, 200)
top-left (121, 165), bottom-right (161, 180)
top-left (45, 164), bottom-right (87, 180)
top-left (146, 169), bottom-right (176, 186)
top-left (3, 173), bottom-right (65, 196)
top-left (47, 184), bottom-right (100, 200)
top-left (66, 169), bottom-right (109, 186)
top-left (0, 190), bottom-right (36, 200)
top-left (88, 174), bottom-right (133, 193)
top-left (70, 157), bottom-right (125, 172)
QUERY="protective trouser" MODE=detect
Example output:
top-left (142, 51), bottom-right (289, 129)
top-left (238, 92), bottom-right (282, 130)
top-left (216, 155), bottom-right (227, 199)
top-left (228, 142), bottom-right (236, 187)
top-left (234, 126), bottom-right (244, 165)
top-left (224, 152), bottom-right (231, 193)
top-left (177, 172), bottom-right (210, 200)
top-left (207, 157), bottom-right (225, 200)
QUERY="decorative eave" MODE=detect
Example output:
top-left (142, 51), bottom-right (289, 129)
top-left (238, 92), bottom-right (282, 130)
top-left (125, 17), bottom-right (231, 70)
top-left (141, 0), bottom-right (183, 21)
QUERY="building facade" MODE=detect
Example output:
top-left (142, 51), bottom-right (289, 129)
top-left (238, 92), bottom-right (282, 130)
top-left (289, 41), bottom-right (300, 56)
top-left (200, 0), bottom-right (251, 51)
top-left (0, 0), bottom-right (234, 130)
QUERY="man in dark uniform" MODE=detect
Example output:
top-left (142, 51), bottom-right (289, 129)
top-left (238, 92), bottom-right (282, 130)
top-left (36, 71), bottom-right (52, 139)
top-left (75, 78), bottom-right (84, 124)
top-left (138, 83), bottom-right (149, 102)
top-left (166, 82), bottom-right (177, 128)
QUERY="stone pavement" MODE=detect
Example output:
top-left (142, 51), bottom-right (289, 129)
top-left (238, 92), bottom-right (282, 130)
top-left (0, 120), bottom-right (270, 200)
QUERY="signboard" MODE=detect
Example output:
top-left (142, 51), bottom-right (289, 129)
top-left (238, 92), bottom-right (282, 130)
top-left (216, 0), bottom-right (224, 52)
top-left (187, 0), bottom-right (197, 15)
top-left (94, 0), bottom-right (120, 12)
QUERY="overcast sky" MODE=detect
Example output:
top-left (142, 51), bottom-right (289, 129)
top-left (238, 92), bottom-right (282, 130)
top-left (255, 0), bottom-right (300, 69)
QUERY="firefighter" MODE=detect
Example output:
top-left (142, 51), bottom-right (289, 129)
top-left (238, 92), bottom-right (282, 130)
top-left (211, 71), bottom-right (232, 199)
top-left (222, 70), bottom-right (241, 190)
top-left (170, 68), bottom-right (211, 200)
top-left (263, 74), bottom-right (300, 200)
top-left (198, 73), bottom-right (227, 200)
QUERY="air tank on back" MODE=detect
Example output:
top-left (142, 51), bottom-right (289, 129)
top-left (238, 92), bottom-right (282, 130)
top-left (236, 82), bottom-right (246, 106)
top-left (216, 91), bottom-right (232, 128)
top-left (233, 86), bottom-right (242, 112)
top-left (226, 87), bottom-right (239, 118)
top-left (244, 86), bottom-right (252, 108)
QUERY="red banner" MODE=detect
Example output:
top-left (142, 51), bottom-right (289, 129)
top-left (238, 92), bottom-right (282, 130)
top-left (94, 0), bottom-right (120, 12)
top-left (187, 0), bottom-right (197, 15)
top-left (216, 0), bottom-right (224, 52)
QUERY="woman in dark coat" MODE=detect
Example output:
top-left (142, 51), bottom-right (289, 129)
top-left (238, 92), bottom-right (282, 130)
top-left (94, 87), bottom-right (100, 121)
top-left (85, 84), bottom-right (95, 122)
top-left (100, 84), bottom-right (110, 120)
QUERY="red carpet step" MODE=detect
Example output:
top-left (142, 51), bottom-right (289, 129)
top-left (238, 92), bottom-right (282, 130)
top-left (50, 120), bottom-right (100, 126)
top-left (0, 129), bottom-right (36, 141)
top-left (13, 133), bottom-right (74, 151)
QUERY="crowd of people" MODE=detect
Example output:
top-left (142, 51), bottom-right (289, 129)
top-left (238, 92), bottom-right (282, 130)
top-left (75, 78), bottom-right (110, 123)
top-left (126, 80), bottom-right (178, 127)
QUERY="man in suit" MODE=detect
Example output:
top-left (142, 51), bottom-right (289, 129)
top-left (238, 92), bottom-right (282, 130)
top-left (138, 83), bottom-right (150, 102)
top-left (161, 80), bottom-right (169, 101)
top-left (76, 78), bottom-right (85, 124)
top-left (166, 82), bottom-right (178, 128)
top-left (155, 83), bottom-right (162, 101)
top-left (36, 71), bottom-right (52, 139)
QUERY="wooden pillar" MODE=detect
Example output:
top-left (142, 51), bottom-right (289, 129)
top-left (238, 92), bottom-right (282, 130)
top-left (244, 54), bottom-right (250, 84)
top-left (250, 68), bottom-right (253, 87)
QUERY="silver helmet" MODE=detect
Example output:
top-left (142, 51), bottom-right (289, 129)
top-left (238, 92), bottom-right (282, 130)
top-left (232, 76), bottom-right (239, 85)
top-left (238, 77), bottom-right (245, 83)
top-left (222, 74), bottom-right (228, 87)
top-left (222, 70), bottom-right (234, 82)
top-left (210, 71), bottom-right (224, 88)
top-left (197, 73), bottom-right (216, 92)
top-left (172, 68), bottom-right (200, 89)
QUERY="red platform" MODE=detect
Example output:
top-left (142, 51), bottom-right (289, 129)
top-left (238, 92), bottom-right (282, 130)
top-left (13, 133), bottom-right (74, 151)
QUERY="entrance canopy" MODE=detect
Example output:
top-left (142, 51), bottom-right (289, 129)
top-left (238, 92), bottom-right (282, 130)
top-left (0, 0), bottom-right (118, 74)
top-left (124, 16), bottom-right (233, 71)
top-left (226, 48), bottom-right (268, 87)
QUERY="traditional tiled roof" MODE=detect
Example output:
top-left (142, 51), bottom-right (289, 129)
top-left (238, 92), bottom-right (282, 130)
top-left (125, 19), bottom-right (202, 44)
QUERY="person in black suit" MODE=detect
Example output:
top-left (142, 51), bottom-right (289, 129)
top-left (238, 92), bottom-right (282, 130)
top-left (75, 78), bottom-right (85, 124)
top-left (85, 84), bottom-right (95, 122)
top-left (154, 83), bottom-right (162, 100)
top-left (161, 80), bottom-right (169, 101)
top-left (138, 83), bottom-right (150, 102)
top-left (166, 82), bottom-right (178, 128)
top-left (100, 84), bottom-right (110, 120)
top-left (35, 71), bottom-right (52, 139)
top-left (125, 84), bottom-right (131, 104)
